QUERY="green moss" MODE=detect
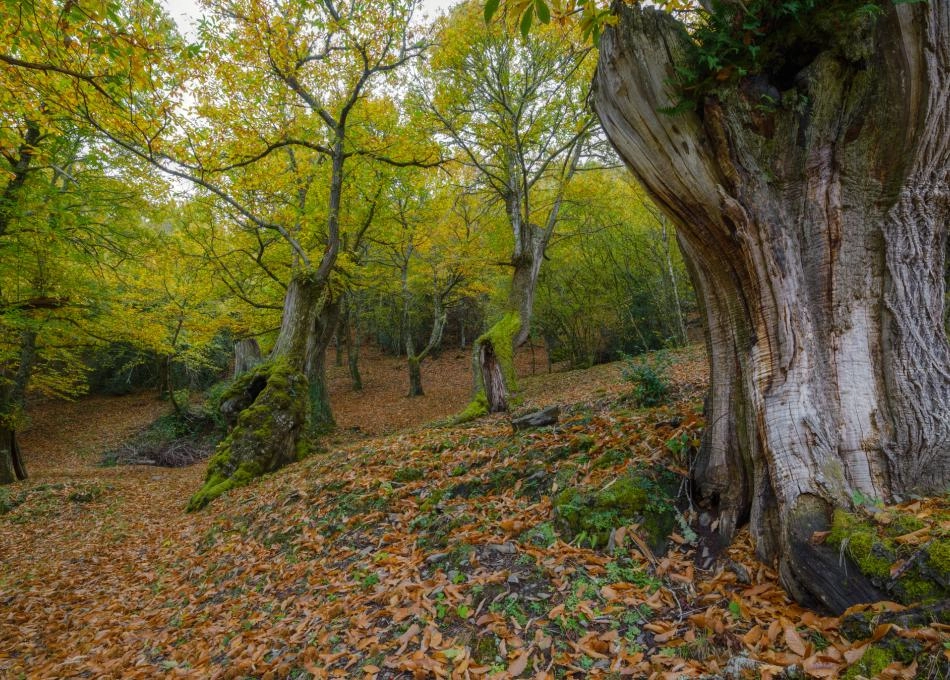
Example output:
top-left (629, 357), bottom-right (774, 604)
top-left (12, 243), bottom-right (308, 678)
top-left (553, 471), bottom-right (677, 551)
top-left (477, 311), bottom-right (521, 391)
top-left (187, 360), bottom-right (309, 511)
top-left (828, 509), bottom-right (949, 605)
top-left (829, 510), bottom-right (892, 579)
top-left (842, 646), bottom-right (892, 680)
top-left (454, 391), bottom-right (489, 424)
top-left (393, 467), bottom-right (425, 483)
top-left (927, 539), bottom-right (950, 575)
top-left (472, 634), bottom-right (499, 665)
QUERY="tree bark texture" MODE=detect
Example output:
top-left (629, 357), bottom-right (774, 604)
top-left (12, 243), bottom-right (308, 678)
top-left (0, 329), bottom-right (36, 485)
top-left (233, 338), bottom-right (262, 378)
top-left (305, 297), bottom-right (339, 433)
top-left (594, 3), bottom-right (950, 611)
top-left (345, 301), bottom-right (363, 391)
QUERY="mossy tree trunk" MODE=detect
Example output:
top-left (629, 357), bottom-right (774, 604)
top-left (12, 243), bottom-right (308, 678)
top-left (188, 274), bottom-right (329, 510)
top-left (0, 329), bottom-right (36, 485)
top-left (469, 146), bottom-right (584, 415)
top-left (594, 3), bottom-right (950, 611)
top-left (305, 297), bottom-right (339, 433)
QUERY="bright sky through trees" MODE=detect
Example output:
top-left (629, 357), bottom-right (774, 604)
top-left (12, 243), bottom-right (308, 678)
top-left (160, 0), bottom-right (458, 35)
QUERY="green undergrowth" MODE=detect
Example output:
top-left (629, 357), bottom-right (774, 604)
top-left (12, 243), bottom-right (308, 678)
top-left (553, 466), bottom-right (682, 553)
top-left (673, 0), bottom-right (888, 111)
top-left (827, 505), bottom-right (950, 605)
top-left (101, 410), bottom-right (221, 468)
top-left (0, 481), bottom-right (107, 522)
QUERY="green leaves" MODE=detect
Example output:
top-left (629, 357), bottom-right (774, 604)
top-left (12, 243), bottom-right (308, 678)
top-left (484, 0), bottom-right (552, 38)
top-left (484, 0), bottom-right (500, 23)
top-left (520, 6), bottom-right (534, 38)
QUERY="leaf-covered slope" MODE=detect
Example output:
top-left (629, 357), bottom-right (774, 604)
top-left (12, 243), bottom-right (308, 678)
top-left (1, 350), bottom-right (947, 679)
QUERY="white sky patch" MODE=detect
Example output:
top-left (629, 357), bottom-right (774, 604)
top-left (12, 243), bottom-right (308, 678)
top-left (160, 0), bottom-right (460, 38)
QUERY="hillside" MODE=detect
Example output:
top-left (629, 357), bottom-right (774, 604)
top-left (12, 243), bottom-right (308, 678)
top-left (1, 348), bottom-right (947, 679)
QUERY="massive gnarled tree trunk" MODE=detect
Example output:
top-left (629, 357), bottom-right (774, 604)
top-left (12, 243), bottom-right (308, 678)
top-left (188, 274), bottom-right (331, 510)
top-left (594, 3), bottom-right (950, 611)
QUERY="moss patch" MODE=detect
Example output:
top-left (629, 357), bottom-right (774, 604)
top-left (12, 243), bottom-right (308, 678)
top-left (553, 467), bottom-right (680, 553)
top-left (827, 509), bottom-right (949, 605)
top-left (187, 360), bottom-right (309, 511)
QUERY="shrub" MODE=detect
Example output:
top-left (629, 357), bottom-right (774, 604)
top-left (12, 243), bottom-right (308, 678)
top-left (621, 351), bottom-right (672, 407)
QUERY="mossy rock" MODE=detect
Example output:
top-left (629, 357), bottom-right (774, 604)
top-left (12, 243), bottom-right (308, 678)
top-left (187, 360), bottom-right (309, 511)
top-left (841, 629), bottom-right (947, 680)
top-left (827, 510), bottom-right (949, 605)
top-left (553, 468), bottom-right (679, 553)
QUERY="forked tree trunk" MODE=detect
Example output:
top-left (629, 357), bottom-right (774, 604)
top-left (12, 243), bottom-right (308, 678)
top-left (595, 3), bottom-right (950, 611)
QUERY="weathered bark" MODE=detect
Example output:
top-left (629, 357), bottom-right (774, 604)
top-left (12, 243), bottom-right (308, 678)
top-left (594, 3), bottom-right (950, 611)
top-left (233, 338), bottom-right (262, 378)
top-left (0, 427), bottom-right (26, 485)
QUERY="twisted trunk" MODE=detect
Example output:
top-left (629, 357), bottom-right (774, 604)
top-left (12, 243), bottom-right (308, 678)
top-left (595, 3), bottom-right (950, 611)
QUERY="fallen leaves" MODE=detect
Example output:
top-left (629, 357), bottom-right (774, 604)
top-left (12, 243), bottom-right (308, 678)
top-left (2, 347), bottom-right (947, 679)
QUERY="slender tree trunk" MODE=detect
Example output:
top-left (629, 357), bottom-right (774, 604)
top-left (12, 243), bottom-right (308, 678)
top-left (661, 216), bottom-right (688, 345)
top-left (334, 318), bottom-right (345, 367)
top-left (346, 298), bottom-right (363, 391)
top-left (306, 298), bottom-right (339, 433)
top-left (233, 338), bottom-right (262, 378)
top-left (595, 3), bottom-right (950, 611)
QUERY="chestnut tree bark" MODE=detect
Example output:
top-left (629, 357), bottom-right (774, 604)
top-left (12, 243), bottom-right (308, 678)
top-left (594, 2), bottom-right (950, 611)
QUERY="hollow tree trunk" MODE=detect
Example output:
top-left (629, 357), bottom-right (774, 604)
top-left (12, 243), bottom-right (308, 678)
top-left (594, 3), bottom-right (950, 611)
top-left (233, 338), bottom-right (262, 378)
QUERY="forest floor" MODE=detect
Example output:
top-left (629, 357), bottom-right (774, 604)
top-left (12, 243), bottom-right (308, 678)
top-left (1, 346), bottom-right (948, 679)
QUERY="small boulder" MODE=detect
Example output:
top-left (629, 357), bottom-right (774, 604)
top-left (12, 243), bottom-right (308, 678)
top-left (511, 406), bottom-right (560, 432)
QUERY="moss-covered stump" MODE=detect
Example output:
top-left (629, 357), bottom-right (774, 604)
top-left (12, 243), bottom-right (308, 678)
top-left (827, 508), bottom-right (949, 604)
top-left (456, 312), bottom-right (522, 421)
top-left (187, 360), bottom-right (309, 511)
top-left (552, 467), bottom-right (681, 553)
